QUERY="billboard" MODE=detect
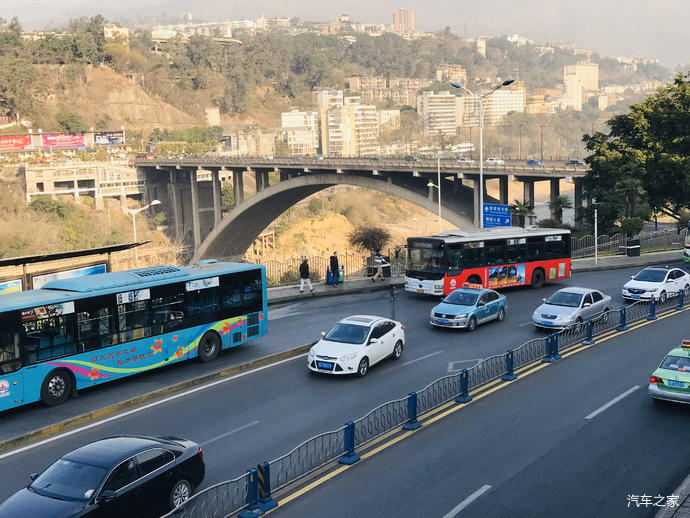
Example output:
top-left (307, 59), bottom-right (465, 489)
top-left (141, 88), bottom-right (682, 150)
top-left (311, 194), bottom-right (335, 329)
top-left (32, 263), bottom-right (107, 289)
top-left (0, 279), bottom-right (22, 294)
top-left (0, 134), bottom-right (32, 152)
top-left (42, 133), bottom-right (85, 149)
top-left (94, 131), bottom-right (125, 145)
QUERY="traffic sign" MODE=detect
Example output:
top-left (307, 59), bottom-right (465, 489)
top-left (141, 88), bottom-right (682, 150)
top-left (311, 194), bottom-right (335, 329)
top-left (483, 203), bottom-right (512, 227)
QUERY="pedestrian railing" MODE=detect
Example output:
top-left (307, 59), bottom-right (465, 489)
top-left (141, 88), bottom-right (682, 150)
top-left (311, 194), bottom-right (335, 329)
top-left (165, 289), bottom-right (688, 518)
top-left (571, 228), bottom-right (685, 259)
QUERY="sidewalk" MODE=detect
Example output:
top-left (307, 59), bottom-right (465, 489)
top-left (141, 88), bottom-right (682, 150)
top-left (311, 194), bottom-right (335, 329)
top-left (266, 249), bottom-right (684, 305)
top-left (656, 475), bottom-right (690, 518)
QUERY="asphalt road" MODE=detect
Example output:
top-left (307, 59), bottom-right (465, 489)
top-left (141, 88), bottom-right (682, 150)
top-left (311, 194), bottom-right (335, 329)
top-left (0, 263), bottom-right (683, 507)
top-left (273, 305), bottom-right (690, 518)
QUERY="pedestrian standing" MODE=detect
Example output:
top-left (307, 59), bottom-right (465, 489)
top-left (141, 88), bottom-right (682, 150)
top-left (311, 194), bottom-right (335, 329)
top-left (329, 252), bottom-right (339, 287)
top-left (372, 251), bottom-right (389, 282)
top-left (299, 256), bottom-right (314, 293)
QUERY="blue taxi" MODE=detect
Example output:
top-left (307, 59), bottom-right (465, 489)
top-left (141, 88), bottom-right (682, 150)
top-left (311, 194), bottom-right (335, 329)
top-left (429, 284), bottom-right (507, 331)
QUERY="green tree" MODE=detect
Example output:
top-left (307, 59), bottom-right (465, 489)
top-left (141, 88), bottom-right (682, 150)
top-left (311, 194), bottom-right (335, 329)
top-left (547, 195), bottom-right (573, 224)
top-left (221, 182), bottom-right (234, 207)
top-left (348, 225), bottom-right (391, 255)
top-left (56, 110), bottom-right (85, 133)
top-left (509, 198), bottom-right (534, 227)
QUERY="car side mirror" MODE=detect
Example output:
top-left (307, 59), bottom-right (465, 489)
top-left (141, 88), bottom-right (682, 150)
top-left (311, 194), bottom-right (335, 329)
top-left (666, 279), bottom-right (673, 283)
top-left (97, 490), bottom-right (117, 505)
top-left (583, 302), bottom-right (591, 307)
top-left (477, 301), bottom-right (485, 307)
top-left (630, 275), bottom-right (635, 280)
top-left (368, 338), bottom-right (379, 344)
top-left (320, 331), bottom-right (326, 337)
top-left (29, 473), bottom-right (39, 481)
top-left (542, 298), bottom-right (546, 303)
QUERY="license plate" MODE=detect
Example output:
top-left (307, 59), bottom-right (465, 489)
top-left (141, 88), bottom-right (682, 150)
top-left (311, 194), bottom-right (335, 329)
top-left (668, 380), bottom-right (685, 388)
top-left (438, 318), bottom-right (449, 324)
top-left (541, 321), bottom-right (553, 326)
top-left (317, 361), bottom-right (333, 370)
top-left (417, 289), bottom-right (425, 294)
top-left (631, 294), bottom-right (641, 299)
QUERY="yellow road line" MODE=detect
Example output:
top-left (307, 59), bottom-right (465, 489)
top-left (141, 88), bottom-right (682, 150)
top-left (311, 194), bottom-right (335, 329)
top-left (269, 305), bottom-right (688, 513)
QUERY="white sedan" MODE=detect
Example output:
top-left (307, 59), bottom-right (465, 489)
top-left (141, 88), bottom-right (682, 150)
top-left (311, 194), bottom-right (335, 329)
top-left (308, 315), bottom-right (405, 377)
top-left (622, 267), bottom-right (690, 301)
top-left (485, 157), bottom-right (505, 165)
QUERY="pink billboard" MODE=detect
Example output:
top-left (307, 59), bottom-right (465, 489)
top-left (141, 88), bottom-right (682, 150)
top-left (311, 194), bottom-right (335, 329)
top-left (0, 134), bottom-right (32, 152)
top-left (42, 133), bottom-right (85, 148)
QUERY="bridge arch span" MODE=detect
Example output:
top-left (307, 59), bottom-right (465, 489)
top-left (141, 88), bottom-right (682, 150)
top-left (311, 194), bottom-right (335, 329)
top-left (194, 172), bottom-right (475, 261)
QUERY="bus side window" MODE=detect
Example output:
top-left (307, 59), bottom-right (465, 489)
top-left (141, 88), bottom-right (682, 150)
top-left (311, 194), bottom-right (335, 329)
top-left (23, 314), bottom-right (76, 362)
top-left (117, 300), bottom-right (152, 343)
top-left (77, 308), bottom-right (115, 351)
top-left (527, 240), bottom-right (544, 260)
top-left (486, 240), bottom-right (506, 266)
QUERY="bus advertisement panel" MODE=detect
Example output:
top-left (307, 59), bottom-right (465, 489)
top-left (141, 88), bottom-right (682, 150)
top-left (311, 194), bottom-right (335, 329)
top-left (405, 227), bottom-right (571, 296)
top-left (0, 261), bottom-right (267, 411)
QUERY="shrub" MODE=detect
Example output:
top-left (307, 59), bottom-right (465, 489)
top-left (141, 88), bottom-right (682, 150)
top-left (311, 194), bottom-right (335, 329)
top-left (348, 226), bottom-right (391, 254)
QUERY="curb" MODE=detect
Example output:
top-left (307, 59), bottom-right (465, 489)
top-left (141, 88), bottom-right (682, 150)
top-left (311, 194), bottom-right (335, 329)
top-left (656, 475), bottom-right (690, 518)
top-left (572, 255), bottom-right (682, 274)
top-left (0, 343), bottom-right (312, 455)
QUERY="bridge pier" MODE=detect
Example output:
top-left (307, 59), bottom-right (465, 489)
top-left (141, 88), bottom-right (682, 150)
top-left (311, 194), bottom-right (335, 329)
top-left (190, 169), bottom-right (201, 249)
top-left (574, 179), bottom-right (583, 228)
top-left (166, 171), bottom-right (183, 240)
top-left (212, 169), bottom-right (222, 225)
top-left (522, 178), bottom-right (534, 208)
top-left (234, 170), bottom-right (244, 204)
top-left (499, 176), bottom-right (509, 205)
top-left (550, 178), bottom-right (560, 220)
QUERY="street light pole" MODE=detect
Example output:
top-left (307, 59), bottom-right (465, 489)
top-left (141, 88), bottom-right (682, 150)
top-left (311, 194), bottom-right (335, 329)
top-left (451, 79), bottom-right (514, 229)
top-left (437, 154), bottom-right (442, 233)
top-left (123, 199), bottom-right (161, 265)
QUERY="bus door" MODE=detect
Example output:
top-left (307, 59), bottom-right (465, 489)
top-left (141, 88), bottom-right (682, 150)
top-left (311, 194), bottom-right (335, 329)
top-left (0, 315), bottom-right (23, 410)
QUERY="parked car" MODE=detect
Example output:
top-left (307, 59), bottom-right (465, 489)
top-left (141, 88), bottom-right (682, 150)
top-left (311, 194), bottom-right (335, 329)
top-left (371, 156), bottom-right (382, 161)
top-left (531, 287), bottom-right (612, 330)
top-left (485, 157), bottom-right (505, 165)
top-left (456, 157), bottom-right (476, 165)
top-left (566, 159), bottom-right (585, 167)
top-left (526, 159), bottom-right (543, 166)
top-left (649, 340), bottom-right (690, 404)
top-left (430, 284), bottom-right (507, 331)
top-left (622, 267), bottom-right (690, 301)
top-left (308, 315), bottom-right (405, 377)
top-left (0, 435), bottom-right (205, 518)
top-left (405, 155), bottom-right (421, 162)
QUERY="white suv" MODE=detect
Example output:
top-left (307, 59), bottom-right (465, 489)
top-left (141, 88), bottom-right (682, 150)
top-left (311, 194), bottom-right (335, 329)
top-left (485, 157), bottom-right (505, 165)
top-left (622, 267), bottom-right (690, 301)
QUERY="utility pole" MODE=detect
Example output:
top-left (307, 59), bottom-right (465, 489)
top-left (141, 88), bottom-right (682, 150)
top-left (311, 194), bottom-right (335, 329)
top-left (539, 125), bottom-right (545, 162)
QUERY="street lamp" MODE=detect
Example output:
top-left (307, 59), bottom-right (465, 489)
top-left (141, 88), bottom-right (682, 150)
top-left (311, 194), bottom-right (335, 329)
top-left (451, 79), bottom-right (514, 228)
top-left (123, 200), bottom-right (161, 263)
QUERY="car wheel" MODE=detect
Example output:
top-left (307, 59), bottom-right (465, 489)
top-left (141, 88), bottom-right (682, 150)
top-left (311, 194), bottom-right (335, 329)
top-left (659, 291), bottom-right (667, 303)
top-left (357, 357), bottom-right (369, 377)
top-left (467, 316), bottom-right (477, 332)
top-left (497, 307), bottom-right (505, 322)
top-left (600, 308), bottom-right (610, 322)
top-left (685, 284), bottom-right (689, 294)
top-left (169, 479), bottom-right (192, 509)
top-left (530, 269), bottom-right (545, 289)
top-left (392, 340), bottom-right (403, 360)
top-left (574, 317), bottom-right (583, 332)
top-left (41, 370), bottom-right (72, 407)
top-left (198, 331), bottom-right (221, 363)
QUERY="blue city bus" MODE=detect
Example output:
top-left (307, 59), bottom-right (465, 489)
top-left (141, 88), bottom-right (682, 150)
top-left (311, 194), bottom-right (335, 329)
top-left (0, 260), bottom-right (267, 410)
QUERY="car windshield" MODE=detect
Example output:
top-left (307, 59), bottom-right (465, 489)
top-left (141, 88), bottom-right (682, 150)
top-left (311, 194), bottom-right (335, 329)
top-left (324, 323), bottom-right (369, 344)
top-left (634, 269), bottom-right (667, 282)
top-left (30, 459), bottom-right (108, 502)
top-left (443, 291), bottom-right (479, 306)
top-left (545, 291), bottom-right (584, 308)
top-left (660, 355), bottom-right (690, 372)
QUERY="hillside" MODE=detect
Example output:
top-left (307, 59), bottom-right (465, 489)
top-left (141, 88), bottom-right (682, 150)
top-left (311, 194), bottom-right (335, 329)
top-left (38, 65), bottom-right (202, 133)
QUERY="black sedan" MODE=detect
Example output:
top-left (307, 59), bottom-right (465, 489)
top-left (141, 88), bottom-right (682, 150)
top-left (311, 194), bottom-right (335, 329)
top-left (0, 435), bottom-right (205, 518)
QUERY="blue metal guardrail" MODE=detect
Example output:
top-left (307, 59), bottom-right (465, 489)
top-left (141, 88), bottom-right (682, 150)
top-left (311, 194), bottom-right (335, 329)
top-left (163, 289), bottom-right (686, 518)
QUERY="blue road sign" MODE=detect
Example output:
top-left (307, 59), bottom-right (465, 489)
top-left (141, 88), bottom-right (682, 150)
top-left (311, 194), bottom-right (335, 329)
top-left (483, 203), bottom-right (512, 227)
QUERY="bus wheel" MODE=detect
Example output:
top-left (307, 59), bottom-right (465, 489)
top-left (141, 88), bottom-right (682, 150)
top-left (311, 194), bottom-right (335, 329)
top-left (198, 332), bottom-right (221, 363)
top-left (41, 370), bottom-right (72, 407)
top-left (530, 269), bottom-right (545, 289)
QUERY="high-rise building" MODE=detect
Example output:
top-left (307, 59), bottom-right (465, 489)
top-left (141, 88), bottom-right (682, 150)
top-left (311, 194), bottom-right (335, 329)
top-left (562, 74), bottom-right (583, 111)
top-left (435, 64), bottom-right (467, 85)
top-left (418, 91), bottom-right (457, 136)
top-left (394, 9), bottom-right (415, 33)
top-left (563, 63), bottom-right (599, 91)
top-left (281, 109), bottom-right (320, 155)
top-left (316, 91), bottom-right (379, 156)
top-left (483, 81), bottom-right (526, 125)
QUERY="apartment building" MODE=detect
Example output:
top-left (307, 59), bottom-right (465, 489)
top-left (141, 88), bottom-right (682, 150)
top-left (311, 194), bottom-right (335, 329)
top-left (315, 91), bottom-right (379, 157)
top-left (281, 110), bottom-right (320, 155)
top-left (483, 81), bottom-right (526, 125)
top-left (418, 91), bottom-right (457, 136)
top-left (435, 64), bottom-right (468, 85)
top-left (563, 62), bottom-right (599, 91)
top-left (394, 8), bottom-right (415, 33)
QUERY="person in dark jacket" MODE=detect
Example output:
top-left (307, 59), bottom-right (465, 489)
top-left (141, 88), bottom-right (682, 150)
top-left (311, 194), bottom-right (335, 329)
top-left (329, 252), bottom-right (340, 287)
top-left (299, 256), bottom-right (314, 293)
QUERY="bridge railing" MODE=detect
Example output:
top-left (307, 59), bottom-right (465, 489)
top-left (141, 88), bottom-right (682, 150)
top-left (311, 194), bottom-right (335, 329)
top-left (165, 289), bottom-right (685, 518)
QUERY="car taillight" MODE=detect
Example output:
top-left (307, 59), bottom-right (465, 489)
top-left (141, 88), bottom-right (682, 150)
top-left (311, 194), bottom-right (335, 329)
top-left (198, 447), bottom-right (203, 459)
top-left (650, 375), bottom-right (663, 384)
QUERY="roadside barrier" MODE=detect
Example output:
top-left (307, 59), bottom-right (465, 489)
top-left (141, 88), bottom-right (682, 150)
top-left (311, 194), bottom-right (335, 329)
top-left (164, 289), bottom-right (688, 518)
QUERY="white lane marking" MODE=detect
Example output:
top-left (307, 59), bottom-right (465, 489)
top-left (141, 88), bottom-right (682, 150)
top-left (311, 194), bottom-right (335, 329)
top-left (517, 321), bottom-right (533, 328)
top-left (201, 421), bottom-right (259, 446)
top-left (585, 385), bottom-right (641, 420)
top-left (401, 350), bottom-right (443, 367)
top-left (447, 359), bottom-right (483, 373)
top-left (442, 484), bottom-right (492, 517)
top-left (0, 354), bottom-right (308, 461)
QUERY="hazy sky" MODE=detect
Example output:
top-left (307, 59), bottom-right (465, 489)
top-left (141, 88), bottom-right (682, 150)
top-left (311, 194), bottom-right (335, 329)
top-left (2, 0), bottom-right (688, 66)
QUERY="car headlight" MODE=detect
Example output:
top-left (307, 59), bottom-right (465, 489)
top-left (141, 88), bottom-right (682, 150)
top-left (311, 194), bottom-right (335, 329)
top-left (455, 313), bottom-right (467, 319)
top-left (339, 352), bottom-right (357, 362)
top-left (555, 314), bottom-right (573, 321)
top-left (649, 288), bottom-right (657, 293)
top-left (308, 349), bottom-right (315, 359)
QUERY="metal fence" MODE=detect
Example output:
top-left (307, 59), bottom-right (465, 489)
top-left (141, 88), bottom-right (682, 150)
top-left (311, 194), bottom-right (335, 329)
top-left (167, 289), bottom-right (687, 518)
top-left (571, 228), bottom-right (685, 259)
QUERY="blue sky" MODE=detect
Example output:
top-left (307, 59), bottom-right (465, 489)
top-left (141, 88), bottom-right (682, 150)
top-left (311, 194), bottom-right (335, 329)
top-left (2, 0), bottom-right (688, 66)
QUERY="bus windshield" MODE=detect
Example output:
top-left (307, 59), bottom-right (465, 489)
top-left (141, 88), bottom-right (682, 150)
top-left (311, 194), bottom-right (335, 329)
top-left (407, 244), bottom-right (444, 271)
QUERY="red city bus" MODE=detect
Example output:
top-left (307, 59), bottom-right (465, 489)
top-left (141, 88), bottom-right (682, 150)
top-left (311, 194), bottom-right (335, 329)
top-left (405, 227), bottom-right (571, 296)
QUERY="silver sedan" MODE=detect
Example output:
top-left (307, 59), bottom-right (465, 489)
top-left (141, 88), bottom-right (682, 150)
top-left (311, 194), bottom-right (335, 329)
top-left (531, 287), bottom-right (612, 330)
